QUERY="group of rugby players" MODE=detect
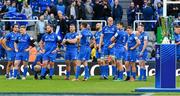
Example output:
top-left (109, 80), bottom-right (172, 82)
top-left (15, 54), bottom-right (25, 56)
top-left (0, 16), bottom-right (152, 81)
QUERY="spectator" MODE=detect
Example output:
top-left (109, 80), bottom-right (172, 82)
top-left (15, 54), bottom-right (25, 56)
top-left (142, 3), bottom-right (154, 31)
top-left (127, 2), bottom-right (136, 26)
top-left (167, 0), bottom-right (180, 18)
top-left (16, 0), bottom-right (24, 12)
top-left (36, 15), bottom-right (47, 42)
top-left (57, 11), bottom-right (68, 38)
top-left (93, 0), bottom-right (104, 20)
top-left (112, 0), bottom-right (123, 24)
top-left (76, 0), bottom-right (86, 19)
top-left (48, 13), bottom-right (57, 31)
top-left (30, 0), bottom-right (40, 16)
top-left (84, 0), bottom-right (93, 20)
top-left (8, 1), bottom-right (18, 13)
top-left (65, 1), bottom-right (78, 19)
top-left (155, 2), bottom-right (163, 19)
top-left (56, 0), bottom-right (66, 15)
top-left (133, 0), bottom-right (144, 9)
top-left (102, 0), bottom-right (111, 20)
top-left (153, 0), bottom-right (162, 10)
top-left (0, 0), bottom-right (11, 15)
top-left (21, 2), bottom-right (32, 19)
top-left (43, 10), bottom-right (50, 20)
top-left (49, 3), bottom-right (58, 16)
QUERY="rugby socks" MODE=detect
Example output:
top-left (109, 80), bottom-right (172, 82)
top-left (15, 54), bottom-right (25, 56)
top-left (105, 65), bottom-right (109, 77)
top-left (49, 68), bottom-right (54, 76)
top-left (23, 67), bottom-right (28, 77)
top-left (10, 69), bottom-right (13, 77)
top-left (99, 65), bottom-right (103, 77)
top-left (143, 69), bottom-right (147, 80)
top-left (112, 65), bottom-right (117, 77)
top-left (75, 66), bottom-right (80, 79)
top-left (14, 69), bottom-right (18, 78)
top-left (84, 66), bottom-right (89, 79)
top-left (132, 72), bottom-right (136, 79)
top-left (118, 70), bottom-right (124, 79)
top-left (40, 67), bottom-right (46, 76)
top-left (127, 71), bottom-right (130, 77)
top-left (66, 71), bottom-right (70, 78)
top-left (139, 68), bottom-right (144, 80)
top-left (101, 65), bottom-right (105, 77)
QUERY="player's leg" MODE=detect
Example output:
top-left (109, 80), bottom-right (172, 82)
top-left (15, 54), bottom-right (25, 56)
top-left (130, 51), bottom-right (137, 81)
top-left (125, 61), bottom-right (130, 81)
top-left (13, 52), bottom-right (21, 79)
top-left (13, 60), bottom-right (21, 79)
top-left (22, 61), bottom-right (28, 80)
top-left (83, 47), bottom-right (91, 81)
top-left (41, 54), bottom-right (48, 79)
top-left (22, 52), bottom-right (29, 80)
top-left (116, 59), bottom-right (124, 81)
top-left (130, 62), bottom-right (136, 81)
top-left (65, 60), bottom-right (71, 80)
top-left (71, 50), bottom-right (78, 80)
top-left (102, 47), bottom-right (109, 79)
top-left (49, 53), bottom-right (57, 79)
top-left (65, 51), bottom-right (71, 80)
top-left (5, 51), bottom-right (14, 79)
top-left (109, 48), bottom-right (116, 80)
top-left (139, 51), bottom-right (148, 81)
top-left (96, 50), bottom-right (102, 78)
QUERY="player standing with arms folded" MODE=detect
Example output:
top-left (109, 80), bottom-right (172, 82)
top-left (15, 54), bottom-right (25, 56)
top-left (62, 24), bottom-right (79, 80)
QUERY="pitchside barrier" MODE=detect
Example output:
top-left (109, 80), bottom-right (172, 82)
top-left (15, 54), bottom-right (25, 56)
top-left (0, 61), bottom-right (179, 76)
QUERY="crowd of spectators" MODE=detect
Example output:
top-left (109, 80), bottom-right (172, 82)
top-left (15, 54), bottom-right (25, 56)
top-left (0, 0), bottom-right (180, 32)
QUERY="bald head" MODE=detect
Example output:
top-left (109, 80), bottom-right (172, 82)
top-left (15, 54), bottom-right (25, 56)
top-left (107, 17), bottom-right (114, 26)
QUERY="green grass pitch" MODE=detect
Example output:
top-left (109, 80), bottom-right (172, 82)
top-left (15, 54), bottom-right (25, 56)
top-left (0, 76), bottom-right (179, 95)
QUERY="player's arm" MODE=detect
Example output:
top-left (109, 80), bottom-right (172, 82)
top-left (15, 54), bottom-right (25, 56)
top-left (111, 32), bottom-right (118, 42)
top-left (99, 34), bottom-right (104, 51)
top-left (141, 36), bottom-right (148, 53)
top-left (62, 35), bottom-right (67, 45)
top-left (39, 40), bottom-right (45, 52)
top-left (108, 42), bottom-right (115, 49)
top-left (130, 37), bottom-right (141, 50)
top-left (2, 36), bottom-right (11, 50)
top-left (67, 37), bottom-right (78, 44)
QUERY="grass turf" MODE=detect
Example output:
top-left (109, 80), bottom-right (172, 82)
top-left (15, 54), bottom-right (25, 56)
top-left (0, 76), bottom-right (179, 95)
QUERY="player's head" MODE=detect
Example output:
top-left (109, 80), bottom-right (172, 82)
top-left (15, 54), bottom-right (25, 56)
top-left (116, 22), bottom-right (124, 29)
top-left (69, 24), bottom-right (76, 33)
top-left (96, 23), bottom-right (102, 31)
top-left (174, 25), bottom-right (180, 34)
top-left (46, 24), bottom-right (53, 34)
top-left (137, 24), bottom-right (144, 33)
top-left (80, 22), bottom-right (88, 30)
top-left (126, 26), bottom-right (133, 35)
top-left (12, 24), bottom-right (19, 32)
top-left (107, 17), bottom-right (114, 26)
top-left (20, 25), bottom-right (26, 34)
